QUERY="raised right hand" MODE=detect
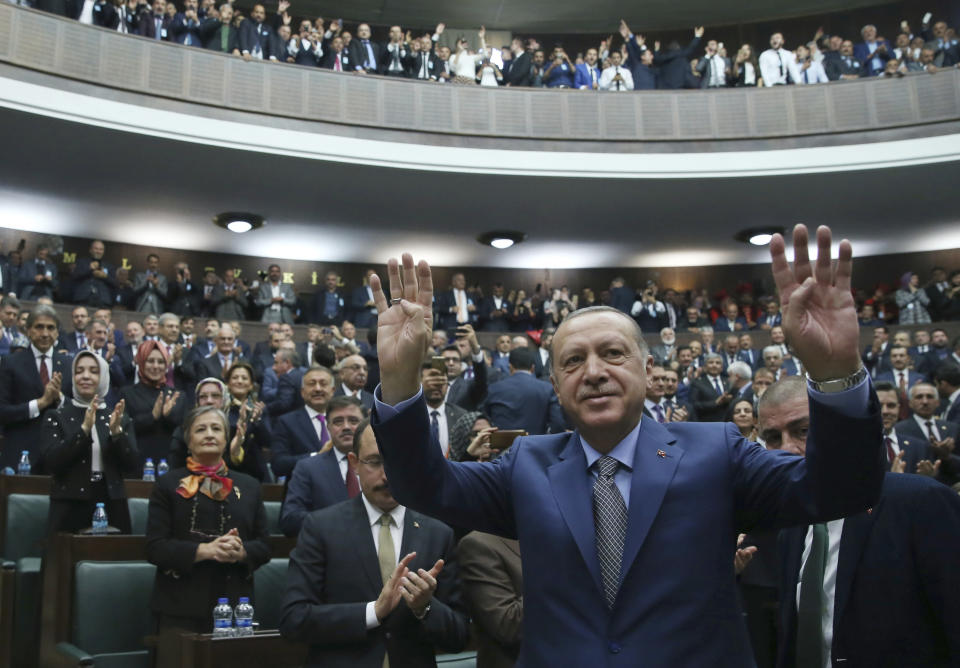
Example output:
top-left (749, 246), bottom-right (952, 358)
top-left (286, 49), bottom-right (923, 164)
top-left (39, 371), bottom-right (63, 409)
top-left (370, 254), bottom-right (434, 405)
top-left (375, 552), bottom-right (417, 621)
top-left (81, 395), bottom-right (99, 434)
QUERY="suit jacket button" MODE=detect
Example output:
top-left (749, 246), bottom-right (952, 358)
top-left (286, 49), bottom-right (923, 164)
top-left (608, 642), bottom-right (621, 654)
top-left (384, 632), bottom-right (391, 640)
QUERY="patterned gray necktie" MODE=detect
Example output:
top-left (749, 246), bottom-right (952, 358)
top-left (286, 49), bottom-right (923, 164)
top-left (593, 455), bottom-right (627, 609)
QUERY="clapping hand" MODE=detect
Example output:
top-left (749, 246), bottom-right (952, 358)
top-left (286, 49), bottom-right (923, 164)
top-left (401, 558), bottom-right (444, 616)
top-left (769, 225), bottom-right (860, 381)
top-left (40, 371), bottom-right (63, 410)
top-left (109, 399), bottom-right (125, 436)
top-left (375, 552), bottom-right (417, 621)
top-left (162, 391), bottom-right (181, 417)
top-left (734, 534), bottom-right (757, 574)
top-left (81, 395), bottom-right (99, 435)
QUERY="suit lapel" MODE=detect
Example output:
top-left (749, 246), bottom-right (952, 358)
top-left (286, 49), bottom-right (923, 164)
top-left (295, 409), bottom-right (323, 452)
top-left (398, 509), bottom-right (423, 567)
top-left (619, 419), bottom-right (683, 588)
top-left (834, 508), bottom-right (878, 630)
top-left (320, 449), bottom-right (348, 500)
top-left (350, 497), bottom-right (383, 591)
top-left (547, 433), bottom-right (604, 598)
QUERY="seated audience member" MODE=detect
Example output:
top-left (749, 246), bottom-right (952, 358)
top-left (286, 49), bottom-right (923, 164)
top-left (757, 377), bottom-right (960, 668)
top-left (730, 398), bottom-right (757, 440)
top-left (18, 244), bottom-right (58, 300)
top-left (279, 419), bottom-right (469, 666)
top-left (296, 324), bottom-right (321, 369)
top-left (334, 353), bottom-right (374, 411)
top-left (265, 342), bottom-right (306, 416)
top-left (119, 341), bottom-right (185, 464)
top-left (449, 412), bottom-right (505, 463)
top-left (271, 366), bottom-right (335, 478)
top-left (279, 396), bottom-right (364, 536)
top-left (41, 351), bottom-right (137, 534)
top-left (112, 320), bottom-right (144, 385)
top-left (195, 323), bottom-right (242, 380)
top-left (875, 381), bottom-right (930, 475)
top-left (677, 306), bottom-right (708, 332)
top-left (490, 335), bottom-right (512, 374)
top-left (0, 305), bottom-right (72, 471)
top-left (146, 406), bottom-right (270, 668)
top-left (200, 3), bottom-right (240, 54)
top-left (599, 50), bottom-right (633, 90)
top-left (894, 383), bottom-right (960, 486)
top-left (719, 334), bottom-right (741, 371)
top-left (134, 253), bottom-right (169, 314)
top-left (459, 530), bottom-right (523, 668)
top-left (482, 347), bottom-right (564, 435)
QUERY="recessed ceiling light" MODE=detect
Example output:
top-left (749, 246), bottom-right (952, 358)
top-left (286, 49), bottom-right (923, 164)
top-left (477, 230), bottom-right (527, 249)
top-left (213, 212), bottom-right (265, 234)
top-left (734, 226), bottom-right (784, 246)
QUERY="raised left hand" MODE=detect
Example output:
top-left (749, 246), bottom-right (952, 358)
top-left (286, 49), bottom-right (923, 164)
top-left (769, 225), bottom-right (860, 380)
top-left (109, 399), bottom-right (125, 436)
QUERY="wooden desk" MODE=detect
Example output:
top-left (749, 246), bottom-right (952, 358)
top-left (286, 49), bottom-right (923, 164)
top-left (177, 631), bottom-right (308, 668)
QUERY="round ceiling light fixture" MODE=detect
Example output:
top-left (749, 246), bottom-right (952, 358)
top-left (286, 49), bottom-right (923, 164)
top-left (213, 212), bottom-right (266, 234)
top-left (477, 230), bottom-right (527, 250)
top-left (734, 226), bottom-right (784, 246)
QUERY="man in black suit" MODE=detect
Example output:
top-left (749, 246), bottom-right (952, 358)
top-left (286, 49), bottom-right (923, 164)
top-left (312, 271), bottom-right (346, 327)
top-left (482, 348), bottom-right (564, 435)
top-left (194, 323), bottom-right (243, 381)
top-left (279, 396), bottom-right (364, 536)
top-left (17, 244), bottom-right (58, 300)
top-left (334, 354), bottom-right (374, 412)
top-left (138, 0), bottom-right (172, 41)
top-left (279, 419), bottom-right (469, 667)
top-left (861, 325), bottom-right (891, 378)
top-left (265, 344), bottom-right (305, 416)
top-left (421, 365), bottom-right (466, 458)
top-left (934, 363), bottom-right (960, 424)
top-left (442, 326), bottom-right (487, 411)
top-left (111, 320), bottom-right (143, 386)
top-left (60, 305), bottom-right (90, 354)
top-left (0, 306), bottom-right (72, 471)
top-left (690, 353), bottom-right (732, 421)
top-left (893, 382), bottom-right (960, 486)
top-left (347, 23), bottom-right (385, 74)
top-left (477, 283), bottom-right (511, 332)
top-left (435, 273), bottom-right (476, 332)
top-left (238, 3), bottom-right (277, 61)
top-left (71, 240), bottom-right (116, 308)
top-left (349, 269), bottom-right (378, 328)
top-left (272, 366), bottom-right (335, 478)
top-left (758, 377), bottom-right (960, 668)
top-left (320, 32), bottom-right (351, 71)
top-left (380, 25), bottom-right (414, 77)
top-left (409, 27), bottom-right (444, 81)
top-left (504, 37), bottom-right (534, 86)
top-left (654, 27), bottom-right (703, 89)
top-left (200, 3), bottom-right (239, 54)
top-left (661, 368), bottom-right (695, 421)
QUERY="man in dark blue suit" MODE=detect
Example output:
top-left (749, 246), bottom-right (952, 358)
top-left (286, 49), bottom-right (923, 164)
top-left (271, 366), bottom-right (335, 478)
top-left (861, 325), bottom-right (892, 377)
top-left (0, 306), bottom-right (73, 470)
top-left (477, 283), bottom-right (511, 332)
top-left (17, 244), bottom-right (58, 300)
top-left (279, 396), bottom-right (364, 536)
top-left (934, 363), bottom-right (960, 424)
top-left (875, 345), bottom-right (926, 393)
top-left (61, 305), bottom-right (90, 354)
top-left (893, 382), bottom-right (960, 486)
top-left (607, 277), bottom-right (635, 315)
top-left (852, 24), bottom-right (892, 76)
top-left (71, 240), bottom-right (115, 308)
top-left (311, 271), bottom-right (346, 328)
top-left (758, 378), bottom-right (960, 668)
top-left (350, 269), bottom-right (379, 328)
top-left (482, 348), bottom-right (565, 436)
top-left (169, 0), bottom-right (203, 46)
top-left (737, 333), bottom-right (761, 370)
top-left (365, 225), bottom-right (884, 667)
top-left (265, 344), bottom-right (305, 417)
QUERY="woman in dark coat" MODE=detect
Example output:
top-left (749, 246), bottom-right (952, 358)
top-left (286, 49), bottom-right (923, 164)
top-left (119, 340), bottom-right (186, 466)
top-left (146, 405), bottom-right (270, 668)
top-left (41, 350), bottom-right (139, 534)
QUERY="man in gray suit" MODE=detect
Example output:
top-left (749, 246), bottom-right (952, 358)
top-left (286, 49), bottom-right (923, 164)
top-left (255, 263), bottom-right (297, 324)
top-left (133, 253), bottom-right (169, 314)
top-left (212, 268), bottom-right (248, 321)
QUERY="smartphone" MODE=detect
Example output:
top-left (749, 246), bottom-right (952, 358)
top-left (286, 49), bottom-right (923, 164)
top-left (431, 356), bottom-right (447, 374)
top-left (455, 326), bottom-right (469, 338)
top-left (489, 430), bottom-right (526, 449)
top-left (322, 327), bottom-right (332, 335)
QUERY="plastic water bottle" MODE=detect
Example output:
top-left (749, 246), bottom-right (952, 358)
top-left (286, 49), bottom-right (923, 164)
top-left (234, 597), bottom-right (254, 637)
top-left (157, 459), bottom-right (170, 476)
top-left (212, 598), bottom-right (234, 638)
top-left (17, 451), bottom-right (31, 476)
top-left (91, 502), bottom-right (108, 534)
top-left (143, 458), bottom-right (156, 481)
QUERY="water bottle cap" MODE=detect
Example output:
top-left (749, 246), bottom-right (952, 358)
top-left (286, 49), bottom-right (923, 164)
top-left (96, 502), bottom-right (105, 507)
top-left (21, 451), bottom-right (29, 455)
top-left (217, 597), bottom-right (229, 604)
top-left (145, 458), bottom-right (154, 463)
top-left (160, 459), bottom-right (167, 463)
top-left (239, 597), bottom-right (249, 603)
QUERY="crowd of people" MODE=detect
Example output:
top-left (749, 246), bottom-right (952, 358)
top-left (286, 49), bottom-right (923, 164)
top-left (10, 0), bottom-right (960, 89)
top-left (1, 230), bottom-right (960, 666)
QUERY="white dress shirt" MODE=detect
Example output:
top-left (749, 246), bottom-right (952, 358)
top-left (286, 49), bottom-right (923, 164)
top-left (599, 65), bottom-right (634, 91)
top-left (797, 59), bottom-right (829, 83)
top-left (760, 47), bottom-right (799, 86)
top-left (885, 428), bottom-right (901, 457)
top-left (304, 405), bottom-right (327, 445)
top-left (362, 494), bottom-right (406, 628)
top-left (427, 402), bottom-right (450, 456)
top-left (797, 518), bottom-right (844, 668)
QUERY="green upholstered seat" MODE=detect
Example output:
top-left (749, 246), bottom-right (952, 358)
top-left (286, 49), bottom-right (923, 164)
top-left (127, 497), bottom-right (150, 535)
top-left (437, 650), bottom-right (478, 666)
top-left (4, 493), bottom-right (49, 561)
top-left (263, 500), bottom-right (282, 536)
top-left (253, 557), bottom-right (288, 630)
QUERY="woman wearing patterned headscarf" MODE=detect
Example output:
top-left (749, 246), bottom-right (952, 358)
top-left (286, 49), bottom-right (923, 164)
top-left (119, 340), bottom-right (186, 465)
top-left (40, 350), bottom-right (138, 534)
top-left (449, 411), bottom-right (501, 462)
top-left (895, 272), bottom-right (932, 325)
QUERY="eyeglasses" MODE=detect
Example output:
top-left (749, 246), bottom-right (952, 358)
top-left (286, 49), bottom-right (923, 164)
top-left (358, 457), bottom-right (383, 470)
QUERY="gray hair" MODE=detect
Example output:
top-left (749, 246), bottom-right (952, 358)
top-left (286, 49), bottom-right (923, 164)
top-left (727, 361), bottom-right (753, 379)
top-left (762, 345), bottom-right (783, 358)
top-left (553, 306), bottom-right (648, 375)
top-left (704, 352), bottom-right (722, 363)
top-left (183, 405), bottom-right (228, 437)
top-left (158, 312), bottom-right (180, 327)
top-left (757, 376), bottom-right (806, 418)
top-left (276, 347), bottom-right (301, 366)
top-left (26, 305), bottom-right (60, 330)
top-left (908, 383), bottom-right (939, 400)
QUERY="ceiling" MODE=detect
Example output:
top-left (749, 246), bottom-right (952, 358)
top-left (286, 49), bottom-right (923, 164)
top-left (277, 0), bottom-right (891, 33)
top-left (1, 104), bottom-right (959, 270)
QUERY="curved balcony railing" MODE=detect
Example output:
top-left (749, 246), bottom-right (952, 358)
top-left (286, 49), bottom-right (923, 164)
top-left (1, 4), bottom-right (959, 143)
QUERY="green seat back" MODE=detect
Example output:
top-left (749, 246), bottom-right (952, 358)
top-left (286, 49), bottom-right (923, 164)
top-left (4, 494), bottom-right (49, 561)
top-left (72, 561), bottom-right (156, 659)
top-left (127, 497), bottom-right (150, 534)
top-left (253, 558), bottom-right (288, 630)
top-left (263, 501), bottom-right (282, 536)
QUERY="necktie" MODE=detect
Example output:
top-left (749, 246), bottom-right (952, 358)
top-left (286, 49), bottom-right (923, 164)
top-left (39, 354), bottom-right (50, 385)
top-left (653, 404), bottom-right (665, 423)
top-left (430, 410), bottom-right (440, 447)
top-left (926, 420), bottom-right (938, 443)
top-left (335, 53), bottom-right (342, 71)
top-left (377, 514), bottom-right (396, 585)
top-left (79, 333), bottom-right (87, 348)
top-left (314, 414), bottom-right (329, 446)
top-left (593, 456), bottom-right (627, 609)
top-left (713, 377), bottom-right (723, 395)
top-left (615, 67), bottom-right (621, 91)
top-left (884, 436), bottom-right (896, 464)
top-left (220, 24), bottom-right (228, 51)
top-left (155, 16), bottom-right (162, 39)
top-left (344, 457), bottom-right (360, 498)
top-left (796, 523), bottom-right (828, 668)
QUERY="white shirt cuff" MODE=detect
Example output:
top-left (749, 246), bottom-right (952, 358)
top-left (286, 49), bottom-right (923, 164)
top-left (471, 350), bottom-right (484, 363)
top-left (373, 385), bottom-right (423, 419)
top-left (365, 601), bottom-right (381, 629)
top-left (806, 375), bottom-right (870, 416)
top-left (28, 399), bottom-right (39, 419)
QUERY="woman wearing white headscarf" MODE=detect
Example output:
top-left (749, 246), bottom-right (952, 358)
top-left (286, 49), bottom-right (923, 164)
top-left (40, 350), bottom-right (138, 534)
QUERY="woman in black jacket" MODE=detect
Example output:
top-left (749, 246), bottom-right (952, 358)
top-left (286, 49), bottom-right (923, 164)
top-left (41, 350), bottom-right (139, 534)
top-left (146, 405), bottom-right (270, 668)
top-left (119, 340), bottom-right (185, 465)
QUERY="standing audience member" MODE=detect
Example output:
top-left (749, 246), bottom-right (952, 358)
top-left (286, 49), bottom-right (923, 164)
top-left (482, 348), bottom-right (564, 435)
top-left (134, 253), bottom-right (169, 314)
top-left (271, 366), bottom-right (335, 478)
top-left (760, 32), bottom-right (799, 85)
top-left (895, 272), bottom-right (932, 324)
top-left (255, 264), bottom-right (296, 324)
top-left (72, 240), bottom-right (115, 308)
top-left (120, 341), bottom-right (185, 465)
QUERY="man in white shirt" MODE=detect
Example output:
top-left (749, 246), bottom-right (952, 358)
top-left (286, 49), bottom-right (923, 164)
top-left (795, 44), bottom-right (829, 83)
top-left (599, 50), bottom-right (634, 90)
top-left (279, 420), bottom-right (469, 665)
top-left (421, 364), bottom-right (466, 457)
top-left (759, 32), bottom-right (799, 86)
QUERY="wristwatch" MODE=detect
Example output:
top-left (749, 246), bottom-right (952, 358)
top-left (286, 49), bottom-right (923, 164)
top-left (412, 604), bottom-right (431, 621)
top-left (806, 365), bottom-right (868, 394)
